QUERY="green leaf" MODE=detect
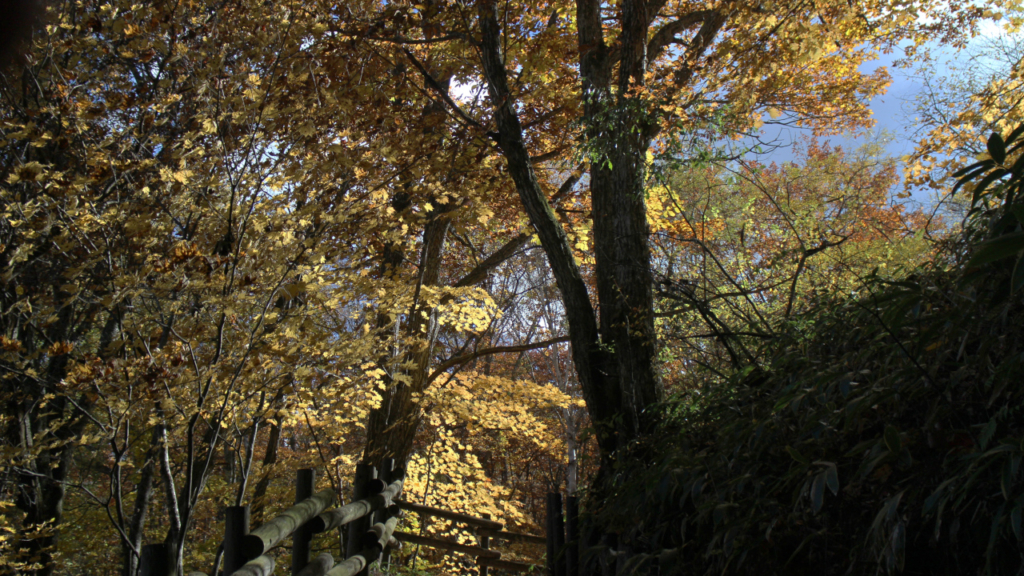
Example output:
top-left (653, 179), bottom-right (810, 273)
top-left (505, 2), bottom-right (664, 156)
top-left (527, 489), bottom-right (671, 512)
top-left (1010, 203), bottom-right (1024, 225)
top-left (1013, 256), bottom-right (1024, 293)
top-left (810, 472), bottom-right (826, 514)
top-left (981, 417), bottom-right (1000, 451)
top-left (884, 425), bottom-right (901, 454)
top-left (825, 463), bottom-right (839, 495)
top-left (971, 168), bottom-right (1009, 206)
top-left (1012, 505), bottom-right (1022, 540)
top-left (1003, 458), bottom-right (1014, 501)
top-left (967, 231), bottom-right (1024, 267)
top-left (870, 491), bottom-right (905, 535)
top-left (981, 444), bottom-right (1018, 458)
top-left (952, 160), bottom-right (989, 178)
top-left (786, 445), bottom-right (810, 466)
top-left (1012, 149), bottom-right (1024, 176)
top-left (1006, 123), bottom-right (1024, 144)
top-left (691, 476), bottom-right (706, 501)
top-left (988, 132), bottom-right (1007, 165)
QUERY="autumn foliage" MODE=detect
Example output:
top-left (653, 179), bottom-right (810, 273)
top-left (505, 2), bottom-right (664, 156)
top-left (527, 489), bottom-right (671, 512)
top-left (0, 0), bottom-right (1015, 574)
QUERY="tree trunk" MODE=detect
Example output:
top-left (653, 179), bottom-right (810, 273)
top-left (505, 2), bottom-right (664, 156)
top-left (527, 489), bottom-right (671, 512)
top-left (252, 421), bottom-right (281, 524)
top-left (121, 422), bottom-right (159, 576)
top-left (363, 209), bottom-right (451, 465)
top-left (7, 388), bottom-right (89, 576)
top-left (475, 0), bottom-right (678, 462)
top-left (478, 0), bottom-right (622, 458)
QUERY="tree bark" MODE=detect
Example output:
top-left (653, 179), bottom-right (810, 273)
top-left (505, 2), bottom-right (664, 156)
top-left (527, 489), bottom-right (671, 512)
top-left (122, 423), bottom-right (160, 576)
top-left (475, 0), bottom-right (730, 459)
top-left (251, 421), bottom-right (281, 524)
top-left (363, 208), bottom-right (451, 465)
top-left (478, 0), bottom-right (621, 457)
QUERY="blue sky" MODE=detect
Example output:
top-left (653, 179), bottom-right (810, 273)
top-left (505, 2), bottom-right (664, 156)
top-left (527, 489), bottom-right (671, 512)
top-left (749, 20), bottom-right (1018, 204)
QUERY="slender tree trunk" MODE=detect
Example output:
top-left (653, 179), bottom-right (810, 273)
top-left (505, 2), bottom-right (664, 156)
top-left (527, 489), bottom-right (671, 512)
top-left (122, 423), bottom-right (160, 576)
top-left (566, 411), bottom-right (579, 495)
top-left (252, 421), bottom-right (281, 524)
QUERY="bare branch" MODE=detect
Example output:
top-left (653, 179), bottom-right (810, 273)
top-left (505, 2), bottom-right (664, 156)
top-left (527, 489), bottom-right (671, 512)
top-left (403, 48), bottom-right (482, 129)
top-left (427, 336), bottom-right (570, 384)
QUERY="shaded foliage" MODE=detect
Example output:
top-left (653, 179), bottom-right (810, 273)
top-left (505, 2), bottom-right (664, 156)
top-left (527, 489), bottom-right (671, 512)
top-left (593, 127), bottom-right (1024, 575)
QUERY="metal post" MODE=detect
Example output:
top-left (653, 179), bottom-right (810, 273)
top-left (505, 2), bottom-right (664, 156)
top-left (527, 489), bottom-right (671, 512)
top-left (566, 495), bottom-right (579, 576)
top-left (224, 505), bottom-right (250, 574)
top-left (292, 468), bottom-right (316, 574)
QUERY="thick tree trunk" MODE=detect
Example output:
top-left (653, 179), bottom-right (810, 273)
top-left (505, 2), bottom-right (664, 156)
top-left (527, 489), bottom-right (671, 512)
top-left (363, 210), bottom-right (451, 465)
top-left (582, 0), bottom-right (663, 442)
top-left (478, 0), bottom-right (622, 457)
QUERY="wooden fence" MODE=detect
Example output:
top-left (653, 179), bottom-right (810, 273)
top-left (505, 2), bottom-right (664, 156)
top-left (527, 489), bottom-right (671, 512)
top-left (392, 499), bottom-right (545, 574)
top-left (139, 459), bottom-right (404, 576)
top-left (137, 463), bottom-right (574, 576)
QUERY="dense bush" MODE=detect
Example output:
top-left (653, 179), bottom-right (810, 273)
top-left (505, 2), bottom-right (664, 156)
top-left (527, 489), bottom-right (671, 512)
top-left (590, 128), bottom-right (1024, 575)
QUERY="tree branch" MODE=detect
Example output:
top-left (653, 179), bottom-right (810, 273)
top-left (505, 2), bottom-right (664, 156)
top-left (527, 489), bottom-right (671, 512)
top-left (647, 11), bottom-right (716, 62)
top-left (454, 166), bottom-right (583, 288)
top-left (427, 336), bottom-right (570, 384)
top-left (403, 48), bottom-right (482, 129)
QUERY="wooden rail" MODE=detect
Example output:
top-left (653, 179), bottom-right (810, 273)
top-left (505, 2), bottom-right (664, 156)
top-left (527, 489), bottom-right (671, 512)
top-left (478, 556), bottom-right (544, 572)
top-left (135, 460), bottom-right (407, 576)
top-left (393, 531), bottom-right (501, 558)
top-left (396, 500), bottom-right (547, 574)
top-left (477, 527), bottom-right (548, 546)
top-left (395, 499), bottom-right (504, 531)
top-left (243, 489), bottom-right (336, 557)
top-left (140, 461), bottom-right (562, 576)
top-left (311, 478), bottom-right (403, 533)
top-left (223, 465), bottom-right (404, 576)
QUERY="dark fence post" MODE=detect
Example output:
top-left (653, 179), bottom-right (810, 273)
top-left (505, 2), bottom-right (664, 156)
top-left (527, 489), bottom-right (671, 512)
top-left (377, 457), bottom-right (396, 568)
top-left (292, 468), bottom-right (316, 574)
top-left (345, 463), bottom-right (375, 557)
top-left (375, 458), bottom-right (395, 523)
top-left (566, 495), bottom-right (579, 576)
top-left (479, 513), bottom-right (492, 576)
top-left (224, 505), bottom-right (250, 574)
top-left (139, 543), bottom-right (168, 576)
top-left (600, 533), bottom-right (617, 576)
top-left (346, 462), bottom-right (377, 576)
top-left (546, 493), bottom-right (565, 576)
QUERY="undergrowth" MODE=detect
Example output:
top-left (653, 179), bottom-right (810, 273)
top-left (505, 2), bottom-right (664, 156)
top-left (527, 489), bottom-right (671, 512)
top-left (590, 127), bottom-right (1024, 575)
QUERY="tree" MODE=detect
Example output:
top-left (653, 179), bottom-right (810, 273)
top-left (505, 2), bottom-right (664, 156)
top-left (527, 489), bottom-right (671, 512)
top-left (905, 23), bottom-right (1024, 199)
top-left (652, 139), bottom-right (934, 385)
top-left (0, 0), bottom-right (394, 572)
top-left (0, 0), bottom-right (1010, 572)
top-left (464, 0), bottom-right (991, 462)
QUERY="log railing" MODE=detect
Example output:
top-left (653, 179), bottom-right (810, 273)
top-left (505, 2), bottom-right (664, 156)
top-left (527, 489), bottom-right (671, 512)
top-left (137, 464), bottom-right (573, 576)
top-left (393, 498), bottom-right (545, 574)
top-left (139, 460), bottom-right (405, 576)
top-left (225, 463), bottom-right (405, 576)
